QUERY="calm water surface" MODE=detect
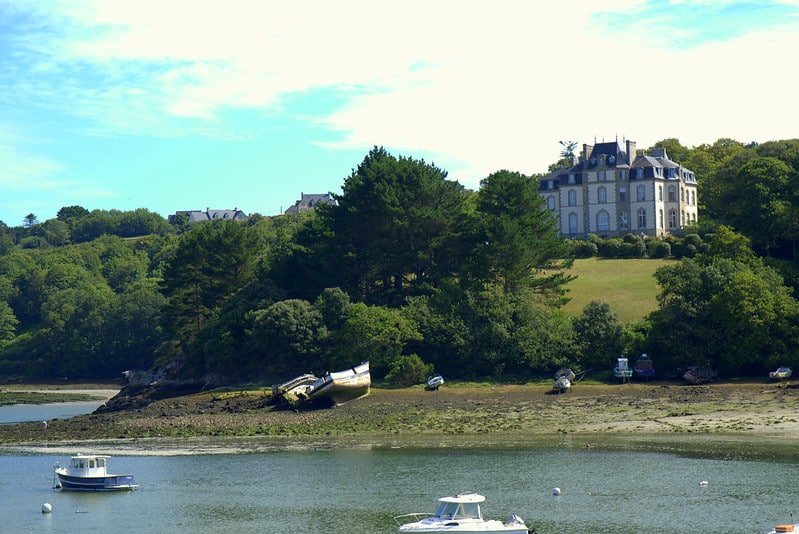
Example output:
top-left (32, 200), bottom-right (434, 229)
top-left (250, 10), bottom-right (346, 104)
top-left (2, 438), bottom-right (798, 534)
top-left (0, 400), bottom-right (106, 424)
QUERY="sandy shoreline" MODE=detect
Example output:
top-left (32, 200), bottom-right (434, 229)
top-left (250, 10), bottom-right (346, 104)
top-left (2, 380), bottom-right (798, 455)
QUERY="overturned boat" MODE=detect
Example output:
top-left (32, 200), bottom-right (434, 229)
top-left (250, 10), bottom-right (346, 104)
top-left (683, 366), bottom-right (717, 385)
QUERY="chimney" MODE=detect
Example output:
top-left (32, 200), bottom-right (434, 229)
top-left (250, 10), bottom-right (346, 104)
top-left (626, 140), bottom-right (637, 165)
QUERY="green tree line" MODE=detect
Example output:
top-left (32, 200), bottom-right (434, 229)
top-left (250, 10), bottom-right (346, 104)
top-left (0, 141), bottom-right (797, 384)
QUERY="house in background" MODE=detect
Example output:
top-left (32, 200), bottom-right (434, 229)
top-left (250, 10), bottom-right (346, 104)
top-left (538, 139), bottom-right (698, 239)
top-left (168, 207), bottom-right (249, 224)
top-left (284, 193), bottom-right (335, 214)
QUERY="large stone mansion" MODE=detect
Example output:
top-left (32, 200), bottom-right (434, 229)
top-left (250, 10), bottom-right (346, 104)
top-left (538, 139), bottom-right (698, 238)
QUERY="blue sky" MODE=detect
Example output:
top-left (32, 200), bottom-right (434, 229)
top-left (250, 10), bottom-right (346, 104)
top-left (1, 1), bottom-right (798, 226)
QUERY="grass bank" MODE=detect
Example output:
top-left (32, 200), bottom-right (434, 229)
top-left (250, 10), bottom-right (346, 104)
top-left (562, 258), bottom-right (676, 322)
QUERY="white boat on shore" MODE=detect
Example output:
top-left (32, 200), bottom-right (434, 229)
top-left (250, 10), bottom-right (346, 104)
top-left (769, 367), bottom-right (793, 380)
top-left (426, 374), bottom-right (445, 391)
top-left (306, 361), bottom-right (371, 406)
top-left (552, 368), bottom-right (575, 393)
top-left (613, 357), bottom-right (633, 382)
top-left (54, 454), bottom-right (137, 491)
top-left (394, 492), bottom-right (531, 533)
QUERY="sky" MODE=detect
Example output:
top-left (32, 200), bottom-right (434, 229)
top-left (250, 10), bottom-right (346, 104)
top-left (1, 0), bottom-right (799, 226)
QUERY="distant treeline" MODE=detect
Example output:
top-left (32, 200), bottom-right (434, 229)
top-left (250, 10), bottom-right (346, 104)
top-left (0, 140), bottom-right (797, 384)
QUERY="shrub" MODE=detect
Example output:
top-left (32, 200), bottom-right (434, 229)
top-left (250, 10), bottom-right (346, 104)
top-left (571, 240), bottom-right (598, 258)
top-left (385, 354), bottom-right (434, 387)
top-left (649, 240), bottom-right (671, 259)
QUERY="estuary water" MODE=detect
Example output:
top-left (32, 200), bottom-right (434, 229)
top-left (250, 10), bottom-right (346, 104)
top-left (0, 400), bottom-right (108, 424)
top-left (2, 437), bottom-right (798, 534)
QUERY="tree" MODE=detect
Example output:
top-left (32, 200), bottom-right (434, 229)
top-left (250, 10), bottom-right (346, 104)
top-left (249, 299), bottom-right (327, 376)
top-left (647, 138), bottom-right (690, 164)
top-left (466, 170), bottom-right (573, 297)
top-left (57, 205), bottom-right (90, 221)
top-left (573, 300), bottom-right (624, 371)
top-left (330, 302), bottom-right (421, 377)
top-left (0, 301), bottom-right (18, 343)
top-left (23, 213), bottom-right (38, 228)
top-left (648, 241), bottom-right (799, 375)
top-left (161, 221), bottom-right (258, 347)
top-left (285, 147), bottom-right (469, 305)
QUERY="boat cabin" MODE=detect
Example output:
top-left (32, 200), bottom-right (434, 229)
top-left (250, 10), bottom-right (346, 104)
top-left (69, 454), bottom-right (110, 475)
top-left (434, 494), bottom-right (485, 520)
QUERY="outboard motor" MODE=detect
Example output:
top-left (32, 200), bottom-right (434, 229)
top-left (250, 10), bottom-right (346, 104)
top-left (505, 514), bottom-right (525, 526)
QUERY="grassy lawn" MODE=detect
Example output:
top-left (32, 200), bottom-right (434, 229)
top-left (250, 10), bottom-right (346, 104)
top-left (561, 257), bottom-right (677, 322)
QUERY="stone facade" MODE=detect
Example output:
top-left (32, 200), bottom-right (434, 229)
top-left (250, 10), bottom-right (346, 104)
top-left (538, 140), bottom-right (698, 238)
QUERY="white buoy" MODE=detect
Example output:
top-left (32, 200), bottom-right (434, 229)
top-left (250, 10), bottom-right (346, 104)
top-left (552, 487), bottom-right (562, 496)
top-left (42, 503), bottom-right (52, 513)
top-left (699, 480), bottom-right (709, 486)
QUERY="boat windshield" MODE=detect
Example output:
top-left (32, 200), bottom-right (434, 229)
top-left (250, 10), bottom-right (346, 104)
top-left (434, 502), bottom-right (481, 520)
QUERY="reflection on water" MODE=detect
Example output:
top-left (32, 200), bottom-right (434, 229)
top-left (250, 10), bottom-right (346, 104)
top-left (1, 441), bottom-right (798, 533)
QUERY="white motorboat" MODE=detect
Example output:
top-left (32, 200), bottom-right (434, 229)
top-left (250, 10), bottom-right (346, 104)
top-left (769, 367), bottom-right (793, 380)
top-left (394, 492), bottom-right (531, 533)
top-left (54, 454), bottom-right (137, 491)
top-left (305, 361), bottom-right (371, 406)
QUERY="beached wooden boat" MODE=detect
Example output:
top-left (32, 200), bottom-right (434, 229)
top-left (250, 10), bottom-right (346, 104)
top-left (305, 361), bottom-right (371, 406)
top-left (682, 366), bottom-right (717, 385)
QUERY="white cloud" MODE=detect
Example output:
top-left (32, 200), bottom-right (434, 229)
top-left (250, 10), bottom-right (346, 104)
top-left (6, 0), bottom-right (799, 188)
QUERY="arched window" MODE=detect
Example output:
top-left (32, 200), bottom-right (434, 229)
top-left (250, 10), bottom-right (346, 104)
top-left (637, 185), bottom-right (646, 201)
top-left (568, 213), bottom-right (578, 234)
top-left (568, 190), bottom-right (577, 206)
top-left (668, 186), bottom-right (677, 202)
top-left (637, 208), bottom-right (647, 229)
top-left (547, 196), bottom-right (556, 210)
top-left (620, 211), bottom-right (628, 230)
top-left (597, 186), bottom-right (607, 204)
top-left (596, 210), bottom-right (610, 232)
top-left (658, 186), bottom-right (663, 200)
top-left (668, 209), bottom-right (676, 228)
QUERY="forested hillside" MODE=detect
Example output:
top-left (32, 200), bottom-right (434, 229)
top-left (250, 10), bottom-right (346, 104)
top-left (1, 140), bottom-right (798, 384)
